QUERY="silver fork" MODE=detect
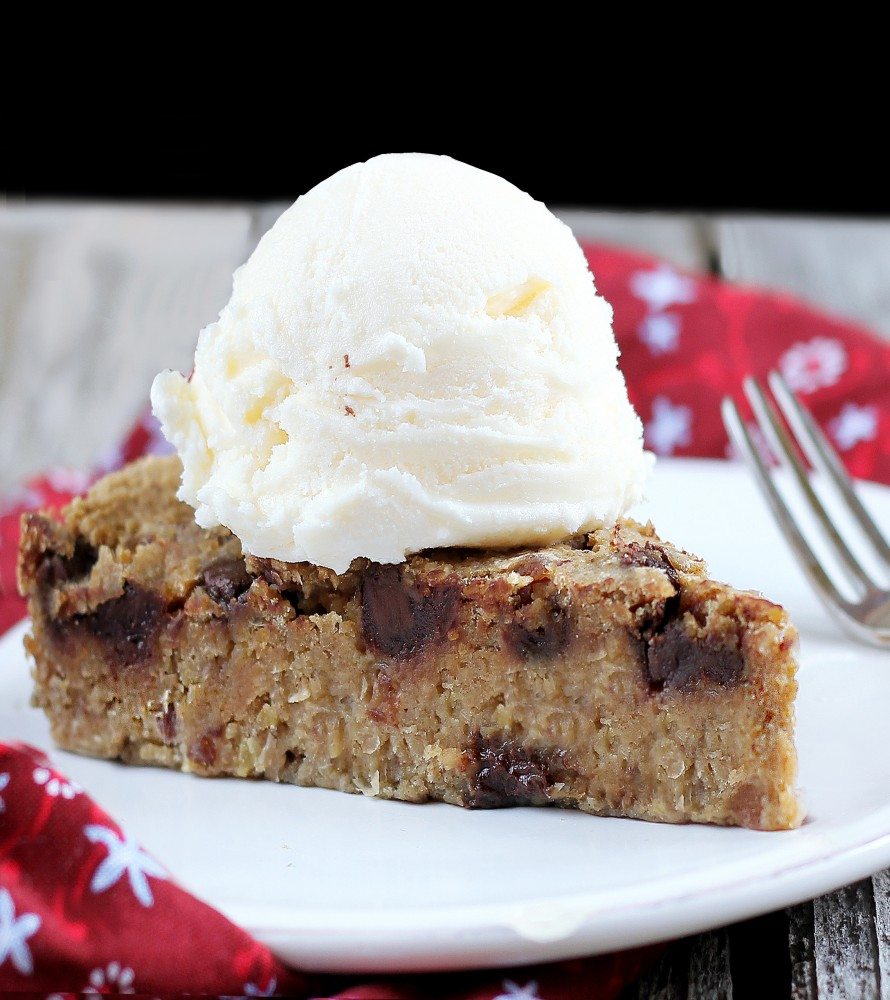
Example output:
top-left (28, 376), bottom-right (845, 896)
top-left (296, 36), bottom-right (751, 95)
top-left (722, 371), bottom-right (890, 647)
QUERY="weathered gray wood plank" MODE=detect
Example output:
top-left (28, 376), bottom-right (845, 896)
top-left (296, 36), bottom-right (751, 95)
top-left (813, 880), bottom-right (879, 999)
top-left (686, 929), bottom-right (732, 999)
top-left (714, 216), bottom-right (890, 341)
top-left (0, 203), bottom-right (254, 492)
top-left (629, 942), bottom-right (687, 1000)
top-left (872, 868), bottom-right (890, 999)
top-left (557, 210), bottom-right (711, 271)
top-left (789, 902), bottom-right (818, 1000)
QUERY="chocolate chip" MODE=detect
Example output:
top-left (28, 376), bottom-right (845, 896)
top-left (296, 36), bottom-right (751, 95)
top-left (159, 703), bottom-right (178, 743)
top-left (37, 538), bottom-right (98, 588)
top-left (203, 557), bottom-right (252, 603)
top-left (465, 733), bottom-right (566, 808)
top-left (504, 556), bottom-right (574, 659)
top-left (506, 572), bottom-right (573, 660)
top-left (281, 588), bottom-right (304, 615)
top-left (360, 564), bottom-right (459, 658)
top-left (249, 559), bottom-right (288, 589)
top-left (628, 568), bottom-right (745, 691)
top-left (621, 541), bottom-right (680, 588)
top-left (634, 591), bottom-right (682, 644)
top-left (647, 620), bottom-right (744, 690)
top-left (509, 556), bottom-right (549, 582)
top-left (622, 540), bottom-right (684, 648)
top-left (508, 593), bottom-right (572, 658)
top-left (189, 732), bottom-right (219, 767)
top-left (79, 582), bottom-right (165, 665)
top-left (730, 781), bottom-right (767, 829)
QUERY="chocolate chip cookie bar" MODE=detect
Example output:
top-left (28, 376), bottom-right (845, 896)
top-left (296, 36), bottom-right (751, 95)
top-left (18, 456), bottom-right (801, 829)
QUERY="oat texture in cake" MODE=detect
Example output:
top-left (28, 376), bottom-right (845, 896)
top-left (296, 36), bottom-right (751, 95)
top-left (20, 457), bottom-right (800, 830)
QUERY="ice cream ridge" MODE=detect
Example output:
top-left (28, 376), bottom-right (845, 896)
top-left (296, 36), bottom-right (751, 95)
top-left (151, 153), bottom-right (652, 573)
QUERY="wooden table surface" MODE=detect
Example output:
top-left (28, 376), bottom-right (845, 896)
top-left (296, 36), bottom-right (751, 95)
top-left (1, 202), bottom-right (888, 998)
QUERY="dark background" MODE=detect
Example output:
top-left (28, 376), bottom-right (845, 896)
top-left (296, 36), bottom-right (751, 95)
top-left (5, 99), bottom-right (887, 214)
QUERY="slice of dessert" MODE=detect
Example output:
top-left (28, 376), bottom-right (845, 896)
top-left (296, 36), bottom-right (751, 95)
top-left (19, 454), bottom-right (800, 830)
top-left (18, 154), bottom-right (801, 829)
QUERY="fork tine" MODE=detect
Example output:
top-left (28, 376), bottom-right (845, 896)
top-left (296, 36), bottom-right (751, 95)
top-left (743, 377), bottom-right (876, 594)
top-left (768, 370), bottom-right (890, 568)
top-left (721, 396), bottom-right (849, 612)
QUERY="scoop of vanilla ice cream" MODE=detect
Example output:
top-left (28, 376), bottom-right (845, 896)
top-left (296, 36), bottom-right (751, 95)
top-left (151, 153), bottom-right (651, 573)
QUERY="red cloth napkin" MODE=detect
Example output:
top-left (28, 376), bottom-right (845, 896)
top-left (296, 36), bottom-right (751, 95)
top-left (1, 243), bottom-right (889, 996)
top-left (0, 741), bottom-right (657, 997)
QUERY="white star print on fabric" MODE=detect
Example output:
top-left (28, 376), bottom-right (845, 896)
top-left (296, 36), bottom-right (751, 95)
top-left (244, 979), bottom-right (278, 997)
top-left (831, 403), bottom-right (879, 451)
top-left (84, 825), bottom-right (168, 908)
top-left (779, 337), bottom-right (847, 394)
top-left (0, 888), bottom-right (41, 976)
top-left (85, 960), bottom-right (135, 994)
top-left (646, 396), bottom-right (693, 456)
top-left (0, 773), bottom-right (9, 813)
top-left (630, 264), bottom-right (697, 311)
top-left (493, 980), bottom-right (541, 1000)
top-left (638, 312), bottom-right (681, 355)
top-left (33, 766), bottom-right (81, 799)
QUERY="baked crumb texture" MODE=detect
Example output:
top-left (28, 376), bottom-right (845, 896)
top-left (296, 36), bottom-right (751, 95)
top-left (18, 456), bottom-right (801, 830)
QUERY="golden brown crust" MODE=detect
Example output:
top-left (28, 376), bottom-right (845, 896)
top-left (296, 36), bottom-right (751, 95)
top-left (19, 455), bottom-right (801, 829)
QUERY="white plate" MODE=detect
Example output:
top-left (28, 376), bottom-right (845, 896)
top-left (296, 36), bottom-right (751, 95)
top-left (3, 458), bottom-right (890, 973)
